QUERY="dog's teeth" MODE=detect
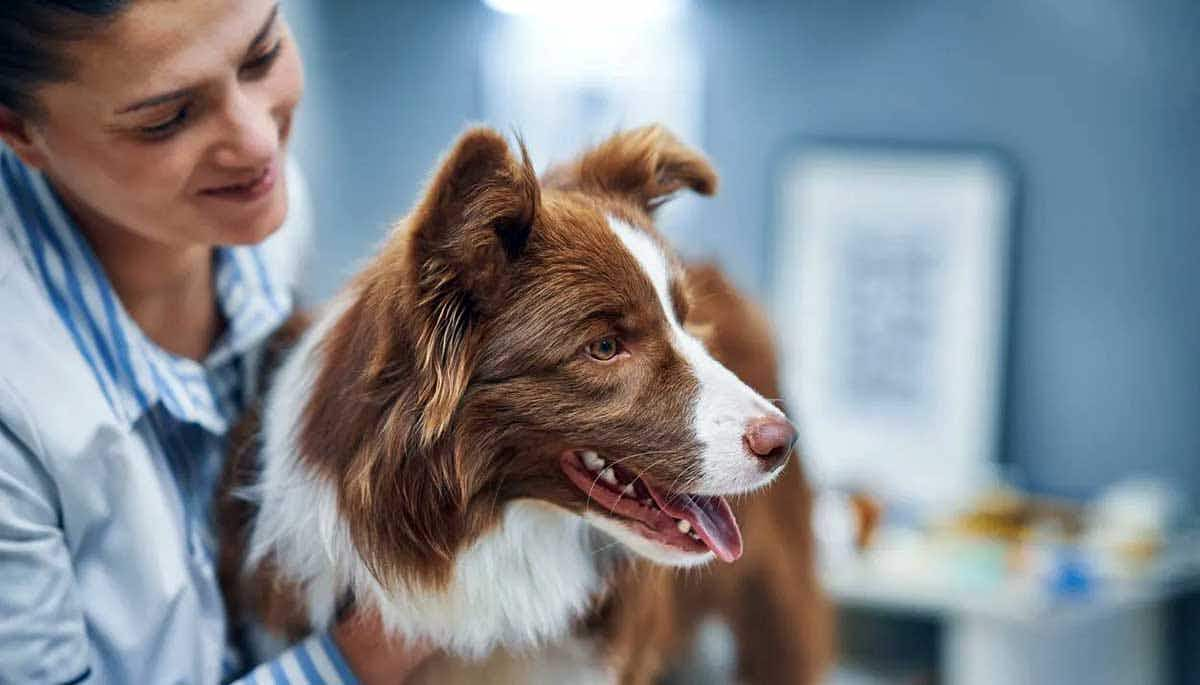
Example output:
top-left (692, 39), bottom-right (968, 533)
top-left (688, 531), bottom-right (700, 541)
top-left (642, 498), bottom-right (655, 508)
top-left (622, 483), bottom-right (636, 497)
top-left (676, 519), bottom-right (692, 534)
top-left (599, 468), bottom-right (618, 486)
top-left (580, 450), bottom-right (605, 471)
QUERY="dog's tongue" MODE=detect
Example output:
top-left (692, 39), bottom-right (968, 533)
top-left (656, 491), bottom-right (743, 563)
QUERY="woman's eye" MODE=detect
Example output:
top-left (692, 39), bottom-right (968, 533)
top-left (586, 336), bottom-right (622, 362)
top-left (139, 105), bottom-right (191, 140)
top-left (241, 39), bottom-right (283, 77)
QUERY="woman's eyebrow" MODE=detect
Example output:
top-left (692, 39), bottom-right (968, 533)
top-left (116, 88), bottom-right (190, 114)
top-left (114, 3), bottom-right (280, 115)
top-left (245, 3), bottom-right (281, 56)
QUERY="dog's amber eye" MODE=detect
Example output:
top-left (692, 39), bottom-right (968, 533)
top-left (587, 336), bottom-right (621, 361)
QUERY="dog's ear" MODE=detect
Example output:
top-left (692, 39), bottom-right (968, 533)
top-left (542, 124), bottom-right (717, 212)
top-left (410, 127), bottom-right (540, 293)
top-left (403, 127), bottom-right (540, 446)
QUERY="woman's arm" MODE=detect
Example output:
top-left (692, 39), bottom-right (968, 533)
top-left (228, 633), bottom-right (359, 685)
top-left (228, 606), bottom-right (433, 685)
top-left (0, 419), bottom-right (91, 683)
top-left (0, 405), bottom-right (425, 685)
top-left (329, 610), bottom-right (434, 685)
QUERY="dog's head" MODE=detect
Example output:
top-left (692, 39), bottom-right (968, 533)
top-left (301, 126), bottom-right (793, 589)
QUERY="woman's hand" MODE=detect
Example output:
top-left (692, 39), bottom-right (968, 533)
top-left (332, 608), bottom-right (435, 685)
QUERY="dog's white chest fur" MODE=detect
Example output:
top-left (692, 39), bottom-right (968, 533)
top-left (366, 501), bottom-right (604, 656)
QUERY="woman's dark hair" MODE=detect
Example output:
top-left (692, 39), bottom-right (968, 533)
top-left (0, 1), bottom-right (132, 117)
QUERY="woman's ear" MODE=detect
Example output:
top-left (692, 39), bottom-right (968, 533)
top-left (0, 106), bottom-right (49, 170)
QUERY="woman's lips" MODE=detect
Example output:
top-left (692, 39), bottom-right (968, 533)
top-left (200, 163), bottom-right (277, 202)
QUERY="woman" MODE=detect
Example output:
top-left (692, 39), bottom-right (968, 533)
top-left (0, 1), bottom-right (429, 683)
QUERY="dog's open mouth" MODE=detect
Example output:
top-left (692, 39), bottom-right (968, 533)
top-left (560, 450), bottom-right (743, 562)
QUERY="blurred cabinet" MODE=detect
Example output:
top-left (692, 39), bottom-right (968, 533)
top-left (823, 557), bottom-right (1198, 685)
top-left (943, 603), bottom-right (1164, 685)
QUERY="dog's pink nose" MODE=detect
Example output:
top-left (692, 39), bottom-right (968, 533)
top-left (744, 418), bottom-right (796, 468)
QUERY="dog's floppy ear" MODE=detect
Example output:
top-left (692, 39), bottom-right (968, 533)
top-left (403, 127), bottom-right (540, 446)
top-left (543, 124), bottom-right (717, 212)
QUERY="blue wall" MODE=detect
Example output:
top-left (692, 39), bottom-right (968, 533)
top-left (289, 0), bottom-right (1200, 499)
top-left (696, 0), bottom-right (1200, 502)
top-left (286, 0), bottom-right (487, 300)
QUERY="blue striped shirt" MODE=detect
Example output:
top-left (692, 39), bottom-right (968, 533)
top-left (0, 147), bottom-right (357, 685)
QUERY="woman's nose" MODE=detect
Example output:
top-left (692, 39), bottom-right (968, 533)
top-left (211, 91), bottom-right (278, 169)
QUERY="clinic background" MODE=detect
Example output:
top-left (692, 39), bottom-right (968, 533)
top-left (281, 1), bottom-right (1200, 682)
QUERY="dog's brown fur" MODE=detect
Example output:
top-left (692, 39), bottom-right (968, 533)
top-left (218, 125), bottom-right (831, 683)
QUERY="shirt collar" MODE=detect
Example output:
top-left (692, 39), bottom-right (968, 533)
top-left (0, 148), bottom-right (292, 434)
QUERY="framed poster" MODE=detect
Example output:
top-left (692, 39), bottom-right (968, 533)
top-left (771, 142), bottom-right (1016, 510)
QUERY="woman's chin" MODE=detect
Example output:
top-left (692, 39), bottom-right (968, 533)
top-left (202, 187), bottom-right (289, 246)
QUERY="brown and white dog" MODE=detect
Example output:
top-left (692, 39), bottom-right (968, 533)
top-left (220, 126), bottom-right (824, 682)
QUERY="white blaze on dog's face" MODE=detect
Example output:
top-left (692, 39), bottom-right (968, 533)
top-left (562, 216), bottom-right (793, 566)
top-left (610, 217), bottom-right (788, 493)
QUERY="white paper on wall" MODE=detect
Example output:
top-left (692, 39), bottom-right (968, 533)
top-left (773, 147), bottom-right (1013, 511)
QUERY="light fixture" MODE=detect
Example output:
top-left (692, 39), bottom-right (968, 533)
top-left (482, 0), bottom-right (688, 25)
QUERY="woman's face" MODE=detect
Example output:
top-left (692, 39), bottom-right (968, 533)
top-left (11, 0), bottom-right (303, 247)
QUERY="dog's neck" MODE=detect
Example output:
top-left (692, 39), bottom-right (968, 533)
top-left (363, 501), bottom-right (606, 656)
top-left (246, 295), bottom-right (612, 656)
